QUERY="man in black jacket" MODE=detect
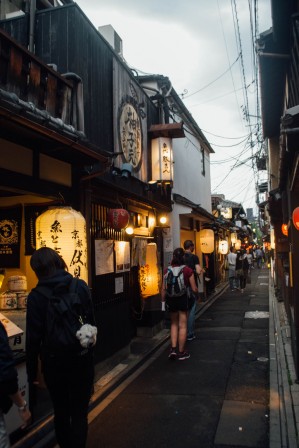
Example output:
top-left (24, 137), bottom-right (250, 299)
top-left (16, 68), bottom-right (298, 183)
top-left (0, 321), bottom-right (31, 447)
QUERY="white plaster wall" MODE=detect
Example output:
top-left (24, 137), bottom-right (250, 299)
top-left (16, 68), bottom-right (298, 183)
top-left (172, 125), bottom-right (212, 213)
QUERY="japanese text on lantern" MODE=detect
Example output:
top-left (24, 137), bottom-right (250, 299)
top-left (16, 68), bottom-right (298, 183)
top-left (162, 142), bottom-right (171, 175)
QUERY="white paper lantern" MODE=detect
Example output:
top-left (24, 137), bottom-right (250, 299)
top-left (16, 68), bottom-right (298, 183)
top-left (235, 239), bottom-right (242, 250)
top-left (199, 229), bottom-right (214, 254)
top-left (139, 243), bottom-right (160, 298)
top-left (35, 207), bottom-right (88, 283)
top-left (230, 232), bottom-right (237, 244)
top-left (151, 137), bottom-right (173, 182)
top-left (219, 240), bottom-right (228, 255)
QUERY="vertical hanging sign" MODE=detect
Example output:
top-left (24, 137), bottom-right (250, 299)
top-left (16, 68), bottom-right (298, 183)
top-left (151, 137), bottom-right (173, 182)
top-left (0, 205), bottom-right (22, 268)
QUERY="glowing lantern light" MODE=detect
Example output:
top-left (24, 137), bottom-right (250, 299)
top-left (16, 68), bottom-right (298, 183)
top-left (36, 207), bottom-right (88, 283)
top-left (270, 228), bottom-right (275, 249)
top-left (292, 207), bottom-right (299, 230)
top-left (281, 223), bottom-right (288, 236)
top-left (235, 239), bottom-right (242, 250)
top-left (107, 209), bottom-right (130, 230)
top-left (219, 240), bottom-right (228, 255)
top-left (139, 243), bottom-right (160, 298)
top-left (199, 229), bottom-right (214, 254)
top-left (151, 137), bottom-right (173, 182)
top-left (230, 232), bottom-right (237, 244)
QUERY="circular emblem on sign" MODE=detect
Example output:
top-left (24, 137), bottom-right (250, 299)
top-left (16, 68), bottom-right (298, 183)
top-left (119, 102), bottom-right (142, 169)
top-left (0, 220), bottom-right (18, 244)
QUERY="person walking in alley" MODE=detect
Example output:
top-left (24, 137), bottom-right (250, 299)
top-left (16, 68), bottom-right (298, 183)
top-left (227, 246), bottom-right (237, 291)
top-left (255, 246), bottom-right (264, 269)
top-left (0, 321), bottom-right (31, 448)
top-left (236, 249), bottom-right (249, 293)
top-left (161, 247), bottom-right (198, 361)
top-left (183, 240), bottom-right (203, 341)
top-left (26, 247), bottom-right (96, 448)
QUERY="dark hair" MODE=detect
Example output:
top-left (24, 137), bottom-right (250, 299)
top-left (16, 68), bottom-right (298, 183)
top-left (30, 247), bottom-right (68, 279)
top-left (171, 247), bottom-right (185, 266)
top-left (183, 240), bottom-right (194, 250)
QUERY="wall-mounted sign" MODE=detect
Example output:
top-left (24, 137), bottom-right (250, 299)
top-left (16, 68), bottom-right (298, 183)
top-left (119, 100), bottom-right (142, 169)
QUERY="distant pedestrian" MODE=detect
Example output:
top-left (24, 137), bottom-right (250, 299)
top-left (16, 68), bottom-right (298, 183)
top-left (246, 249), bottom-right (253, 270)
top-left (183, 240), bottom-right (203, 341)
top-left (161, 247), bottom-right (198, 361)
top-left (236, 249), bottom-right (249, 293)
top-left (255, 246), bottom-right (263, 269)
top-left (227, 246), bottom-right (237, 291)
top-left (26, 247), bottom-right (96, 448)
top-left (0, 321), bottom-right (31, 448)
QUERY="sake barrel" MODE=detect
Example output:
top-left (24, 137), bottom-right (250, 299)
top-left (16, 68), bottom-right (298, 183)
top-left (0, 292), bottom-right (17, 310)
top-left (16, 292), bottom-right (28, 309)
top-left (8, 276), bottom-right (27, 292)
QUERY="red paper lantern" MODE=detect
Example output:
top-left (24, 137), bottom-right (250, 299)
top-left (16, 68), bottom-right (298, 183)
top-left (292, 207), bottom-right (299, 231)
top-left (281, 223), bottom-right (288, 236)
top-left (107, 209), bottom-right (130, 230)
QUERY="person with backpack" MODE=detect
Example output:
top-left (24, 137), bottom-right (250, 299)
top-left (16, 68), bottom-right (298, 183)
top-left (0, 321), bottom-right (31, 447)
top-left (26, 247), bottom-right (96, 448)
top-left (183, 240), bottom-right (203, 341)
top-left (161, 247), bottom-right (198, 361)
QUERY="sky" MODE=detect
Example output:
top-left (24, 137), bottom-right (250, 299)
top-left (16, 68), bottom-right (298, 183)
top-left (75, 0), bottom-right (272, 215)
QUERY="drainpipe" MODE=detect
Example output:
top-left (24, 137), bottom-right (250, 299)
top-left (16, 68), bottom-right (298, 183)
top-left (29, 0), bottom-right (36, 53)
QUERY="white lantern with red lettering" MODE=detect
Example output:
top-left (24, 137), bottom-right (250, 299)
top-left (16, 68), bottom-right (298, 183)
top-left (107, 209), bottom-right (130, 231)
top-left (35, 207), bottom-right (88, 283)
top-left (199, 229), bottom-right (214, 254)
top-left (292, 207), bottom-right (299, 230)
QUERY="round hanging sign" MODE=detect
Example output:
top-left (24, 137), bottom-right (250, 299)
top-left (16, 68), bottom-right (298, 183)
top-left (107, 209), bottom-right (130, 230)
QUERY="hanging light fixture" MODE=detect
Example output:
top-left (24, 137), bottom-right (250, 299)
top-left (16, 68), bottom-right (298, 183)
top-left (281, 223), bottom-right (288, 236)
top-left (199, 229), bottom-right (214, 254)
top-left (35, 207), bottom-right (88, 282)
top-left (159, 215), bottom-right (167, 225)
top-left (219, 239), bottom-right (228, 255)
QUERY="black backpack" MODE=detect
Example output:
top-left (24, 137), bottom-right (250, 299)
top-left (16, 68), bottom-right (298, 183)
top-left (165, 266), bottom-right (187, 298)
top-left (36, 278), bottom-right (89, 357)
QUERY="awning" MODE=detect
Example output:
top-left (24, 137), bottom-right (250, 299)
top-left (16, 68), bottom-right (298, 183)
top-left (173, 193), bottom-right (215, 223)
top-left (0, 91), bottom-right (110, 166)
top-left (148, 122), bottom-right (185, 139)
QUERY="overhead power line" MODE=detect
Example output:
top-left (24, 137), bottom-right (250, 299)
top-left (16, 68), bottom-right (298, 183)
top-left (181, 53), bottom-right (241, 100)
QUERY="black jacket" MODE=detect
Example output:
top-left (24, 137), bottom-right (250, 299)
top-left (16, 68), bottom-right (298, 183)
top-left (0, 321), bottom-right (18, 411)
top-left (26, 270), bottom-right (95, 383)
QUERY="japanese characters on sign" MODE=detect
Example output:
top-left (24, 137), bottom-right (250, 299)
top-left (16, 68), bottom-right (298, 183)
top-left (36, 207), bottom-right (88, 283)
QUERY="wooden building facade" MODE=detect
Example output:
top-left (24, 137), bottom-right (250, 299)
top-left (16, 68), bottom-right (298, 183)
top-left (0, 2), bottom-right (174, 371)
